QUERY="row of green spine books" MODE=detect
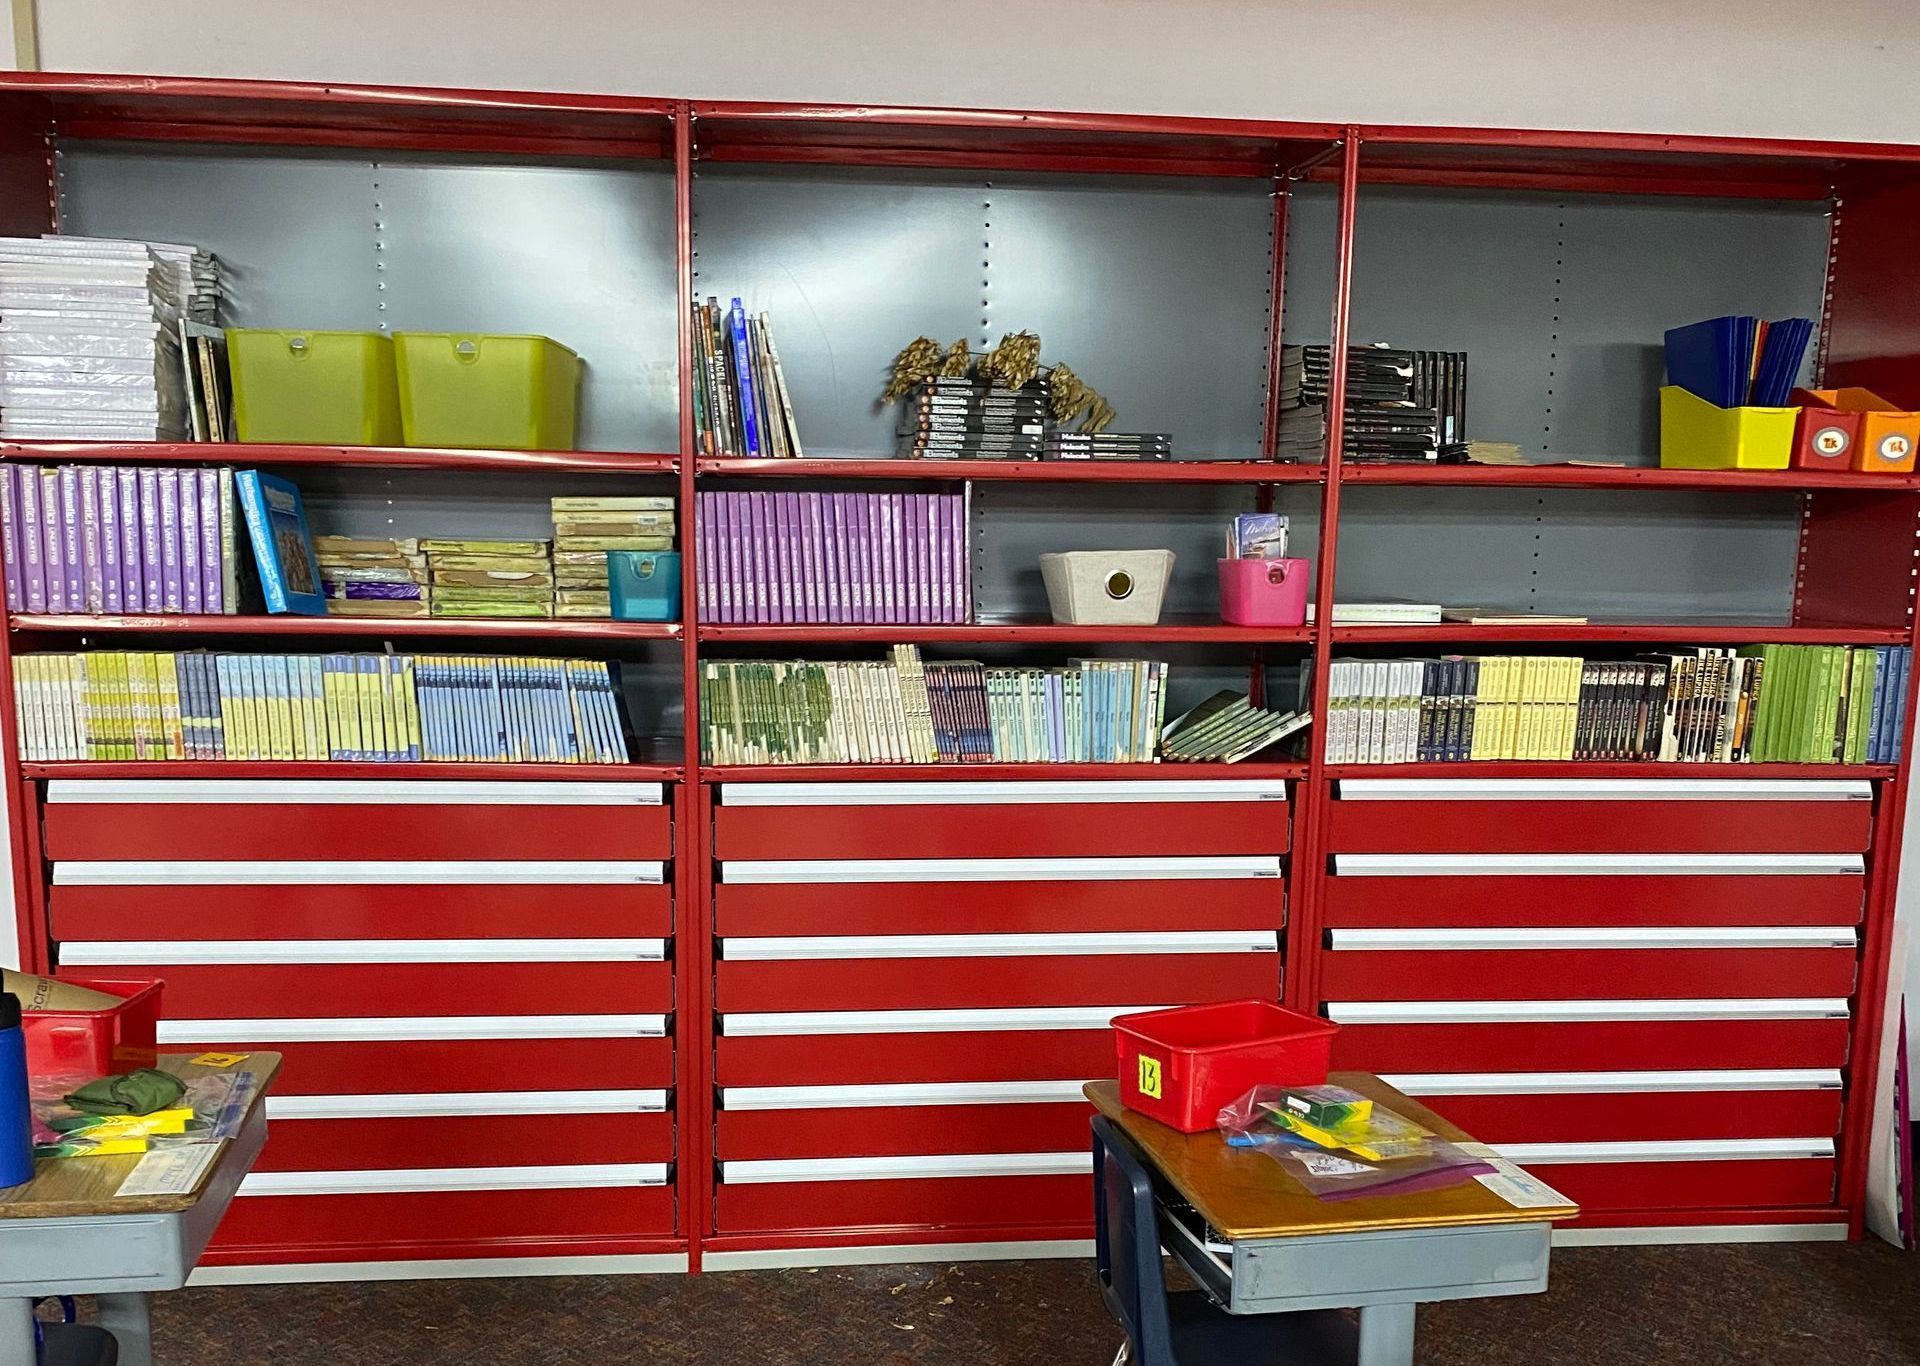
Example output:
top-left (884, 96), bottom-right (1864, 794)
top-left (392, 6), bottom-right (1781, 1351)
top-left (1743, 644), bottom-right (1909, 765)
top-left (699, 646), bottom-right (1170, 765)
top-left (11, 650), bottom-right (630, 764)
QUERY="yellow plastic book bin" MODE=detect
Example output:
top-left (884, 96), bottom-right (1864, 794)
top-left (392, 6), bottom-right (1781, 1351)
top-left (1659, 385), bottom-right (1797, 470)
top-left (228, 330), bottom-right (403, 446)
top-left (394, 333), bottom-right (582, 451)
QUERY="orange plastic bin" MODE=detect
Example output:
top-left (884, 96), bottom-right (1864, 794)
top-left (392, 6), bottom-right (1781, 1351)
top-left (1792, 388), bottom-right (1920, 474)
top-left (1114, 999), bottom-right (1338, 1133)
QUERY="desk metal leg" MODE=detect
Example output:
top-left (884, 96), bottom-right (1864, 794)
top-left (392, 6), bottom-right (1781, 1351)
top-left (0, 1298), bottom-right (35, 1366)
top-left (1356, 1302), bottom-right (1417, 1366)
top-left (97, 1292), bottom-right (154, 1366)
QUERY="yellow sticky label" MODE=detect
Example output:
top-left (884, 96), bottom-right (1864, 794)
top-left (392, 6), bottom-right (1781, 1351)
top-left (1137, 1054), bottom-right (1163, 1100)
top-left (188, 1052), bottom-right (249, 1067)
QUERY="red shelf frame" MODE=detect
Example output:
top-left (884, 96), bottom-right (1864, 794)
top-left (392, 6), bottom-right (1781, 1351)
top-left (1331, 622), bottom-right (1910, 646)
top-left (0, 72), bottom-right (1913, 1269)
top-left (10, 613), bottom-right (683, 642)
top-left (698, 620), bottom-right (1314, 645)
top-left (697, 457), bottom-right (1323, 484)
top-left (21, 759), bottom-right (684, 781)
top-left (1340, 463), bottom-right (1920, 492)
top-left (0, 440), bottom-right (678, 476)
top-left (704, 760), bottom-right (1308, 782)
top-left (1322, 761), bottom-right (1898, 781)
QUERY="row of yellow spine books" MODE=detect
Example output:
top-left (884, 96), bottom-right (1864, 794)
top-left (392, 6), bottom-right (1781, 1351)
top-left (1467, 655), bottom-right (1583, 761)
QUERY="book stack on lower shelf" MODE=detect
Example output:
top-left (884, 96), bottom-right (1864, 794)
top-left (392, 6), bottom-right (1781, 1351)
top-left (550, 495), bottom-right (675, 619)
top-left (1327, 644), bottom-right (1910, 765)
top-left (11, 650), bottom-right (632, 764)
top-left (0, 462), bottom-right (235, 614)
top-left (699, 645), bottom-right (1170, 765)
top-left (425, 539), bottom-right (553, 619)
top-left (317, 536), bottom-right (428, 618)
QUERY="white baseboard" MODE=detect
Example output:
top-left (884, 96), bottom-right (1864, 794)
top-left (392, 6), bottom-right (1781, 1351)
top-left (702, 1239), bottom-right (1094, 1272)
top-left (188, 1253), bottom-right (690, 1286)
top-left (1554, 1223), bottom-right (1849, 1247)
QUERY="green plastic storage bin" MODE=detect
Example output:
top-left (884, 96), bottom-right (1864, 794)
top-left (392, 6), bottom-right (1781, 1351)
top-left (394, 332), bottom-right (582, 450)
top-left (228, 329), bottom-right (403, 446)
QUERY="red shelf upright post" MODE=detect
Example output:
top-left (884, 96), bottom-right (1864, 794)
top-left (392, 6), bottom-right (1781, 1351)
top-left (670, 101), bottom-right (713, 1271)
top-left (1286, 130), bottom-right (1361, 1014)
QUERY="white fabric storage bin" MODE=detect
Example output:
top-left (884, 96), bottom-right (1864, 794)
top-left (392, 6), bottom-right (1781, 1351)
top-left (1039, 550), bottom-right (1174, 625)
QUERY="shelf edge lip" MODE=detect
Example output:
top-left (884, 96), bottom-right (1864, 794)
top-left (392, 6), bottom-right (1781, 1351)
top-left (1339, 464), bottom-right (1920, 491)
top-left (694, 457), bottom-right (1323, 483)
top-left (7, 613), bottom-right (684, 639)
top-left (698, 762), bottom-right (1309, 781)
top-left (695, 623), bottom-right (1314, 642)
top-left (0, 440), bottom-right (680, 474)
top-left (20, 760), bottom-right (687, 781)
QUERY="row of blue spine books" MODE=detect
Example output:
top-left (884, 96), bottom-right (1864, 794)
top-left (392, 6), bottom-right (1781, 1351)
top-left (413, 656), bottom-right (628, 764)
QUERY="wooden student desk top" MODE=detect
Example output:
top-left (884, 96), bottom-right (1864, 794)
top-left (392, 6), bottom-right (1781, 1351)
top-left (1085, 1071), bottom-right (1579, 1241)
top-left (0, 1051), bottom-right (280, 1220)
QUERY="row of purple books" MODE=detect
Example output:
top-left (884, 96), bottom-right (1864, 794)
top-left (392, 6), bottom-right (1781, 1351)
top-left (0, 464), bottom-right (238, 615)
top-left (694, 490), bottom-right (970, 625)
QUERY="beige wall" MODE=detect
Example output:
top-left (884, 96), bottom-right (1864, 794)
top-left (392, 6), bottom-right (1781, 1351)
top-left (24, 0), bottom-right (1920, 144)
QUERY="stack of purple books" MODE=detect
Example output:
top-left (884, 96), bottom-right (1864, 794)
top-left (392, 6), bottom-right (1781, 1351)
top-left (695, 490), bottom-right (969, 625)
top-left (0, 463), bottom-right (236, 615)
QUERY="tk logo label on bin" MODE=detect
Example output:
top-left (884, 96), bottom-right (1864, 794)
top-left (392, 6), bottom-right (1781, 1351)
top-left (1137, 1054), bottom-right (1163, 1099)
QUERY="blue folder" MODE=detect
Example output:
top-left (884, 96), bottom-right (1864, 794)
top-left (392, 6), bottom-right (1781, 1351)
top-left (1665, 314), bottom-right (1813, 408)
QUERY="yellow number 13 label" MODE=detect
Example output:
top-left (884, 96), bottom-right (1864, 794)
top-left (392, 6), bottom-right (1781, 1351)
top-left (1137, 1055), bottom-right (1163, 1099)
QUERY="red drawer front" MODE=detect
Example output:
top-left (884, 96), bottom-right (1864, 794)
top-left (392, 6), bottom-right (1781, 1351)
top-left (44, 801), bottom-right (671, 862)
top-left (258, 1111), bottom-right (674, 1172)
top-left (211, 1185), bottom-right (675, 1255)
top-left (716, 953), bottom-right (1279, 1012)
top-left (1319, 948), bottom-right (1856, 1001)
top-left (715, 1174), bottom-right (1087, 1235)
top-left (1333, 1019), bottom-right (1852, 1073)
top-left (205, 1036), bottom-right (674, 1096)
top-left (717, 880), bottom-right (1282, 936)
top-left (1327, 799), bottom-right (1869, 854)
top-left (715, 800), bottom-right (1286, 860)
top-left (718, 1103), bottom-right (1092, 1160)
top-left (1322, 875), bottom-right (1865, 928)
top-left (94, 960), bottom-right (672, 1018)
top-left (52, 882), bottom-right (672, 942)
top-left (1544, 1159), bottom-right (1836, 1212)
top-left (719, 1029), bottom-right (1118, 1087)
top-left (1410, 1090), bottom-right (1844, 1144)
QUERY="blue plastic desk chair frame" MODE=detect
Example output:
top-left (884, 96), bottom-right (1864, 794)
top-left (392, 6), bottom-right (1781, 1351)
top-left (1092, 1115), bottom-right (1356, 1366)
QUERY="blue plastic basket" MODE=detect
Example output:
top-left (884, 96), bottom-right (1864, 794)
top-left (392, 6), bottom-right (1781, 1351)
top-left (608, 551), bottom-right (681, 622)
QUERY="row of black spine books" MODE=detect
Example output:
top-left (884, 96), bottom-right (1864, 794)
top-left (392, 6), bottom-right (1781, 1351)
top-left (1041, 431), bottom-right (1174, 462)
top-left (900, 377), bottom-right (1050, 461)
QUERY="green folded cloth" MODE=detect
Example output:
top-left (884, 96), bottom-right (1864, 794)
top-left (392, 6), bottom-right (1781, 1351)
top-left (64, 1068), bottom-right (186, 1116)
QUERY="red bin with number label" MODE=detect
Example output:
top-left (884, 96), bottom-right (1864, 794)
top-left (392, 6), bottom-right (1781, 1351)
top-left (1114, 999), bottom-right (1337, 1133)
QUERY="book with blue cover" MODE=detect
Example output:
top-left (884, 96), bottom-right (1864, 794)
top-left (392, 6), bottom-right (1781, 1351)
top-left (234, 470), bottom-right (325, 615)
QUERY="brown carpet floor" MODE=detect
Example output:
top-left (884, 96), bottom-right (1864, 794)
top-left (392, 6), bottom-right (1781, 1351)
top-left (116, 1240), bottom-right (1917, 1364)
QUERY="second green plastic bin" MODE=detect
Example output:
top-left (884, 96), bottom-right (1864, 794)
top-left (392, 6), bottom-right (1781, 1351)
top-left (228, 329), bottom-right (403, 446)
top-left (394, 332), bottom-right (582, 450)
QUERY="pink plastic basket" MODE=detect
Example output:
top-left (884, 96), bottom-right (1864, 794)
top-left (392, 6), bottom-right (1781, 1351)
top-left (1219, 557), bottom-right (1309, 627)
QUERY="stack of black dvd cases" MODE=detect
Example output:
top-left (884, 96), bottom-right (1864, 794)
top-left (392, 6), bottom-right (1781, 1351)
top-left (1041, 431), bottom-right (1172, 461)
top-left (899, 377), bottom-right (1049, 460)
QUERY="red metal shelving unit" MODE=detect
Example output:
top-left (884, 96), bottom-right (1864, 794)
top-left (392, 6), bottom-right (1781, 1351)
top-left (0, 71), bottom-right (1913, 1274)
